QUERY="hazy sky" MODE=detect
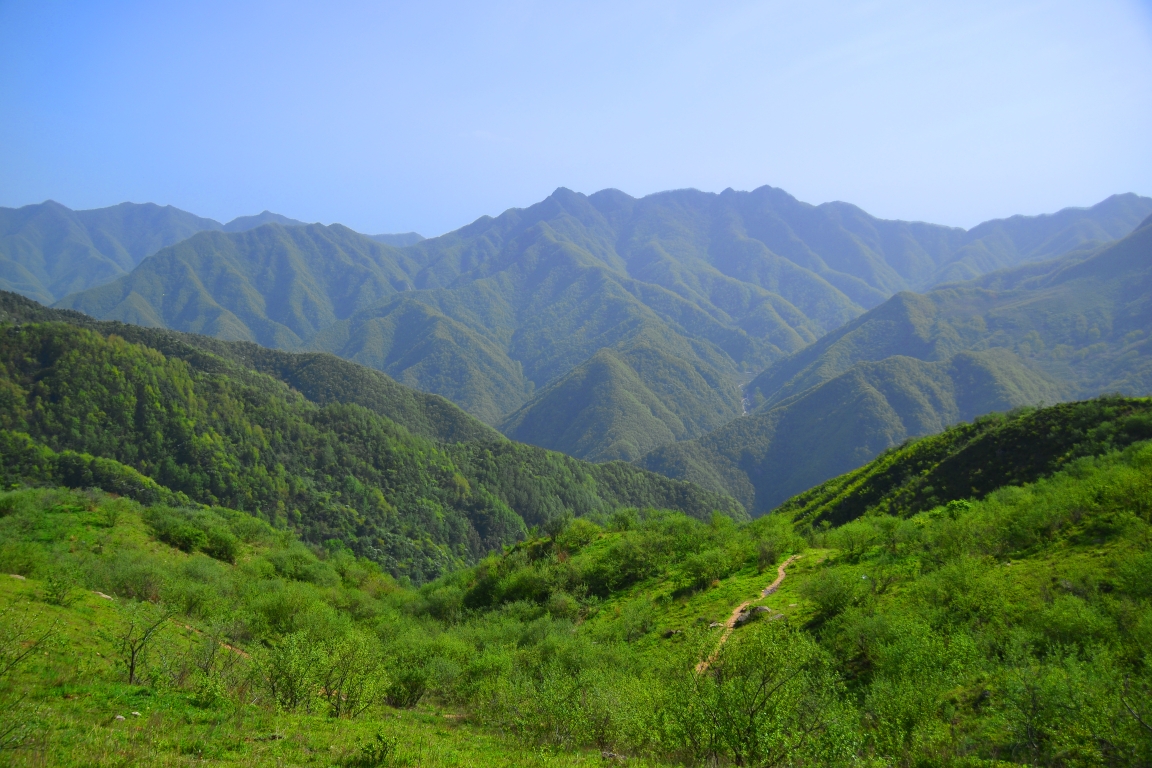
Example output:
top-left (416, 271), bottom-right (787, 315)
top-left (1, 1), bottom-right (1150, 236)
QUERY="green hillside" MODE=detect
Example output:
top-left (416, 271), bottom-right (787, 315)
top-left (56, 188), bottom-right (1149, 462)
top-left (0, 289), bottom-right (498, 445)
top-left (924, 192), bottom-right (1152, 286)
top-left (0, 201), bottom-right (220, 304)
top-left (640, 349), bottom-right (1065, 514)
top-left (1, 399), bottom-right (1149, 765)
top-left (778, 395), bottom-right (1152, 527)
top-left (56, 223), bottom-right (421, 351)
top-left (500, 337), bottom-right (742, 462)
top-left (749, 211), bottom-right (1152, 411)
top-left (0, 318), bottom-right (744, 582)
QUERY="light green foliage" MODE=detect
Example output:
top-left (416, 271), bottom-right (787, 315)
top-left (0, 389), bottom-right (1150, 765)
top-left (664, 623), bottom-right (852, 766)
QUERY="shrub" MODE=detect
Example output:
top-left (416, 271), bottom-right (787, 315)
top-left (554, 517), bottom-right (600, 553)
top-left (202, 527), bottom-right (238, 563)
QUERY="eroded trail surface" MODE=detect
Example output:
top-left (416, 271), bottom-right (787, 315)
top-left (695, 555), bottom-right (801, 673)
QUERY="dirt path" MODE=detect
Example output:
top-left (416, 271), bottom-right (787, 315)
top-left (695, 555), bottom-right (801, 673)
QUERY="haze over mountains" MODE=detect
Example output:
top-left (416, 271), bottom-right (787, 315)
top-left (4, 186), bottom-right (1150, 515)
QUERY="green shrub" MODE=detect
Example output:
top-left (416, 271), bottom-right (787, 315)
top-left (202, 527), bottom-right (238, 563)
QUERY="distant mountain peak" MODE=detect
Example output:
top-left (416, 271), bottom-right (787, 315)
top-left (222, 210), bottom-right (309, 232)
top-left (370, 232), bottom-right (425, 247)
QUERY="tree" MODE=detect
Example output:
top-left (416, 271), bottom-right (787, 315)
top-left (109, 600), bottom-right (176, 685)
top-left (0, 606), bottom-right (58, 750)
top-left (319, 630), bottom-right (387, 718)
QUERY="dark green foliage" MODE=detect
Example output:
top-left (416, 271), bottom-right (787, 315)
top-left (0, 288), bottom-right (500, 445)
top-left (0, 430), bottom-right (191, 507)
top-left (144, 507), bottom-right (239, 563)
top-left (0, 321), bottom-right (743, 581)
top-left (779, 395), bottom-right (1152, 527)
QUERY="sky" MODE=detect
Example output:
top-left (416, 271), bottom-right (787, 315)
top-left (1, 1), bottom-right (1150, 237)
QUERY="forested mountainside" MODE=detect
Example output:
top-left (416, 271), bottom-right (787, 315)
top-left (55, 187), bottom-right (1151, 463)
top-left (0, 290), bottom-right (497, 445)
top-left (1, 398), bottom-right (1149, 766)
top-left (641, 214), bottom-right (1152, 513)
top-left (748, 211), bottom-right (1152, 411)
top-left (0, 312), bottom-right (744, 582)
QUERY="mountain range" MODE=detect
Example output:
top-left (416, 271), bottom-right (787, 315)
top-left (3, 188), bottom-right (1149, 516)
top-left (0, 199), bottom-right (421, 305)
top-left (46, 188), bottom-right (1152, 467)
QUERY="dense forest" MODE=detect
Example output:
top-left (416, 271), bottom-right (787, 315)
top-left (0, 318), bottom-right (742, 582)
top-left (0, 396), bottom-right (1149, 765)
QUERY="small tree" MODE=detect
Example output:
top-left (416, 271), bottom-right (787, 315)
top-left (109, 600), bottom-right (176, 685)
top-left (319, 630), bottom-right (386, 718)
top-left (0, 606), bottom-right (58, 750)
top-left (254, 631), bottom-right (322, 713)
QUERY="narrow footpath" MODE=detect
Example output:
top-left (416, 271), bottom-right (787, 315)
top-left (695, 554), bottom-right (801, 673)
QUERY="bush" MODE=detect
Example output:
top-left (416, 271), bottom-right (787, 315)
top-left (679, 549), bottom-right (731, 591)
top-left (202, 527), bottom-right (239, 563)
top-left (254, 631), bottom-right (322, 713)
top-left (554, 518), bottom-right (600, 553)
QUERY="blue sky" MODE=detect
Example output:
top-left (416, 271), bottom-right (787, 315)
top-left (1, 0), bottom-right (1150, 236)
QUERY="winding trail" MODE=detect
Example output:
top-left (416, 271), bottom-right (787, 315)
top-left (695, 555), bottom-right (801, 673)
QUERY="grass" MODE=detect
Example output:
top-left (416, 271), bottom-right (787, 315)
top-left (0, 574), bottom-right (671, 767)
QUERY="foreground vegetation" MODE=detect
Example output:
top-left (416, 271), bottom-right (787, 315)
top-left (2, 396), bottom-right (1150, 764)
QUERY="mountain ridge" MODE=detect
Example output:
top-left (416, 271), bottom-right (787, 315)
top-left (53, 187), bottom-right (1151, 462)
top-left (0, 199), bottom-right (423, 304)
top-left (641, 214), bottom-right (1152, 514)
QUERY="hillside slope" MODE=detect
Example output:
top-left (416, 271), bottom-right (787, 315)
top-left (643, 215), bottom-right (1152, 514)
top-left (0, 317), bottom-right (744, 581)
top-left (0, 289), bottom-right (497, 445)
top-left (749, 211), bottom-right (1152, 409)
top-left (1, 399), bottom-right (1151, 766)
top-left (0, 200), bottom-right (426, 306)
top-left (640, 349), bottom-right (1064, 514)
